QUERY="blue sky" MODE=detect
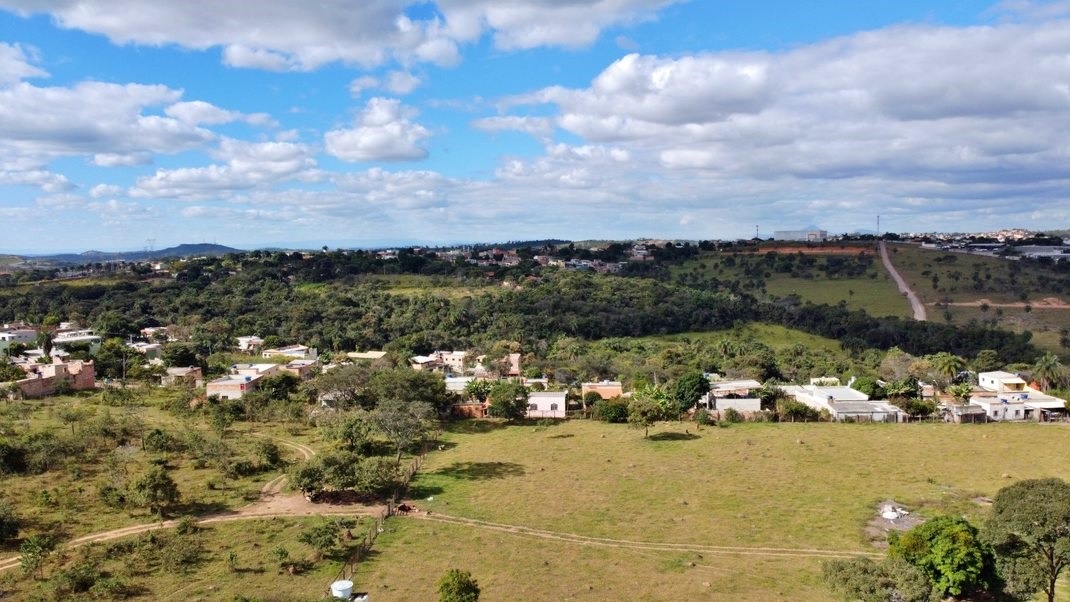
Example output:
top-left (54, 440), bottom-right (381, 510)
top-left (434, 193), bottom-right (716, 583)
top-left (0, 0), bottom-right (1068, 252)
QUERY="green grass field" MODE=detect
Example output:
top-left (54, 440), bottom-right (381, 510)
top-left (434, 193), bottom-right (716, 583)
top-left (353, 419), bottom-right (1070, 601)
top-left (650, 323), bottom-right (844, 354)
top-left (358, 274), bottom-right (496, 299)
top-left (885, 243), bottom-right (1070, 353)
top-left (672, 248), bottom-right (911, 318)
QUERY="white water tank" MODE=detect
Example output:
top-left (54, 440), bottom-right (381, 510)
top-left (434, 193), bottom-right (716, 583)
top-left (330, 580), bottom-right (353, 599)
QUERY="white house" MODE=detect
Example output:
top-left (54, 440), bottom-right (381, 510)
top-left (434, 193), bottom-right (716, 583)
top-left (262, 344), bottom-right (317, 360)
top-left (527, 391), bottom-right (567, 419)
top-left (702, 378), bottom-right (763, 413)
top-left (974, 371), bottom-right (1067, 421)
top-left (236, 335), bottom-right (265, 352)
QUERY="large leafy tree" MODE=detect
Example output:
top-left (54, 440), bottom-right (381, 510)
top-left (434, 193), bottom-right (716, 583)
top-left (627, 386), bottom-right (664, 438)
top-left (1033, 352), bottom-right (1064, 391)
top-left (486, 382), bottom-right (528, 422)
top-left (930, 352), bottom-right (967, 389)
top-left (669, 371), bottom-right (710, 416)
top-left (369, 399), bottom-right (434, 465)
top-left (984, 478), bottom-right (1070, 602)
top-left (889, 516), bottom-right (999, 599)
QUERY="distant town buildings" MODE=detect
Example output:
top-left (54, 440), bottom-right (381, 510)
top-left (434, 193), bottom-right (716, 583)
top-left (773, 229), bottom-right (828, 243)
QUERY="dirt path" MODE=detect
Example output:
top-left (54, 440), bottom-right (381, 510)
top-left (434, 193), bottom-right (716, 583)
top-left (0, 434), bottom-right (383, 574)
top-left (933, 297), bottom-right (1069, 309)
top-left (410, 512), bottom-right (882, 560)
top-left (880, 242), bottom-right (927, 321)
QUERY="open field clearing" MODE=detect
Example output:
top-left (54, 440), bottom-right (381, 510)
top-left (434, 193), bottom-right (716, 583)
top-left (886, 243), bottom-right (1070, 352)
top-left (672, 248), bottom-right (910, 318)
top-left (648, 324), bottom-right (844, 354)
top-left (358, 419), bottom-right (1070, 600)
top-left (359, 274), bottom-right (497, 299)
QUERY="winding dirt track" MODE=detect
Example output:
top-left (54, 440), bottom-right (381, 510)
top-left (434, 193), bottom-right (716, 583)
top-left (880, 242), bottom-right (927, 321)
top-left (1, 434), bottom-right (880, 574)
top-left (411, 512), bottom-right (882, 560)
top-left (0, 434), bottom-right (363, 574)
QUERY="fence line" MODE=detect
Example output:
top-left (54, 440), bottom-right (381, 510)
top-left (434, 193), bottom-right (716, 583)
top-left (326, 429), bottom-right (442, 594)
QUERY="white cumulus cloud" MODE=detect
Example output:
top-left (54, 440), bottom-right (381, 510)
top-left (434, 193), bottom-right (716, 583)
top-left (325, 97), bottom-right (431, 162)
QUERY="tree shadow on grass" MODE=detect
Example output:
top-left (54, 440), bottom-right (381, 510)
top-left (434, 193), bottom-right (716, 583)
top-left (405, 483), bottom-right (445, 499)
top-left (546, 433), bottom-right (574, 439)
top-left (169, 500), bottom-right (230, 517)
top-left (647, 432), bottom-right (701, 441)
top-left (433, 461), bottom-right (526, 481)
top-left (445, 420), bottom-right (507, 434)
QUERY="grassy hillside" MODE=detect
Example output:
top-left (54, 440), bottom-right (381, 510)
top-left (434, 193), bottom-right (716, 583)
top-left (886, 243), bottom-right (1070, 354)
top-left (671, 246), bottom-right (911, 318)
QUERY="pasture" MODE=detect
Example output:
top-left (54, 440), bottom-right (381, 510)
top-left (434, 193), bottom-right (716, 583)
top-left (356, 419), bottom-right (1070, 600)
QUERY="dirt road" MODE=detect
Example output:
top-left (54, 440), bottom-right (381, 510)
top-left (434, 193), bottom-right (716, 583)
top-left (412, 512), bottom-right (882, 560)
top-left (0, 435), bottom-right (384, 574)
top-left (880, 242), bottom-right (927, 321)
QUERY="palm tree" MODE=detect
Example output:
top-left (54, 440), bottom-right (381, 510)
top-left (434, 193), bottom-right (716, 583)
top-left (930, 352), bottom-right (966, 389)
top-left (1033, 352), bottom-right (1065, 392)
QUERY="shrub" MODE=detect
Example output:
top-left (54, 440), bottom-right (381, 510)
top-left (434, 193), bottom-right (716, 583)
top-left (174, 516), bottom-right (199, 535)
top-left (722, 408), bottom-right (743, 423)
top-left (694, 408), bottom-right (713, 426)
top-left (592, 398), bottom-right (628, 423)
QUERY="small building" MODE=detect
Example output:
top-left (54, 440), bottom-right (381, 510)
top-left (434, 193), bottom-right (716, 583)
top-left (12, 358), bottom-right (95, 398)
top-left (773, 229), bottom-right (828, 242)
top-left (162, 366), bottom-right (203, 387)
top-left (206, 374), bottom-right (259, 400)
top-left (526, 391), bottom-right (567, 419)
top-left (347, 350), bottom-right (387, 362)
top-left (445, 376), bottom-right (475, 395)
top-left (0, 327), bottom-right (37, 352)
top-left (128, 341), bottom-right (163, 360)
top-left (53, 328), bottom-right (101, 349)
top-left (978, 371), bottom-right (1027, 393)
top-left (262, 344), bottom-right (317, 360)
top-left (581, 381), bottom-right (624, 400)
top-left (280, 359), bottom-right (319, 380)
top-left (236, 335), bottom-right (265, 352)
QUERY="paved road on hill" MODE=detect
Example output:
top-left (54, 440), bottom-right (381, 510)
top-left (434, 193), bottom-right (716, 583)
top-left (412, 512), bottom-right (883, 560)
top-left (880, 241), bottom-right (927, 321)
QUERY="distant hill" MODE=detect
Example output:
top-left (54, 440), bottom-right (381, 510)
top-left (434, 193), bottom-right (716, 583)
top-left (21, 243), bottom-right (243, 265)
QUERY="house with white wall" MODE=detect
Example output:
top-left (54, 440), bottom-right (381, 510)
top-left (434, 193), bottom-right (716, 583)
top-left (527, 391), bottom-right (567, 419)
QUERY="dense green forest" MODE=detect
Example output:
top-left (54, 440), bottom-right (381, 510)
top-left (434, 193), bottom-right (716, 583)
top-left (0, 250), bottom-right (1039, 367)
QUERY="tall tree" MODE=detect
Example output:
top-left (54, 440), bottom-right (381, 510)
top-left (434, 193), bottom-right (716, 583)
top-left (486, 382), bottom-right (528, 422)
top-left (889, 515), bottom-right (999, 599)
top-left (984, 478), bottom-right (1070, 602)
top-left (369, 399), bottom-right (434, 465)
top-left (1033, 352), bottom-right (1064, 392)
top-left (628, 386), bottom-right (664, 438)
top-left (669, 371), bottom-right (710, 416)
top-left (930, 352), bottom-right (966, 388)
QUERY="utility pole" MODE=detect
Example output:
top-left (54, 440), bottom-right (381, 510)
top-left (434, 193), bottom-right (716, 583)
top-left (877, 215), bottom-right (881, 238)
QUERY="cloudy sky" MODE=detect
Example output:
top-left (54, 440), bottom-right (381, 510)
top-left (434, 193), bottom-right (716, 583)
top-left (1, 0), bottom-right (1069, 252)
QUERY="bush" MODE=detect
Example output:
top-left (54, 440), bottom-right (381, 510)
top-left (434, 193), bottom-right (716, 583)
top-left (722, 408), bottom-right (743, 423)
top-left (98, 484), bottom-right (128, 509)
top-left (174, 516), bottom-right (199, 535)
top-left (592, 398), bottom-right (628, 423)
top-left (694, 408), bottom-right (713, 426)
top-left (0, 499), bottom-right (20, 544)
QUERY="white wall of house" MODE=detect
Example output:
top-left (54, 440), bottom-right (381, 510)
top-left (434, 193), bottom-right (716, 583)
top-left (527, 391), bottom-right (567, 419)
